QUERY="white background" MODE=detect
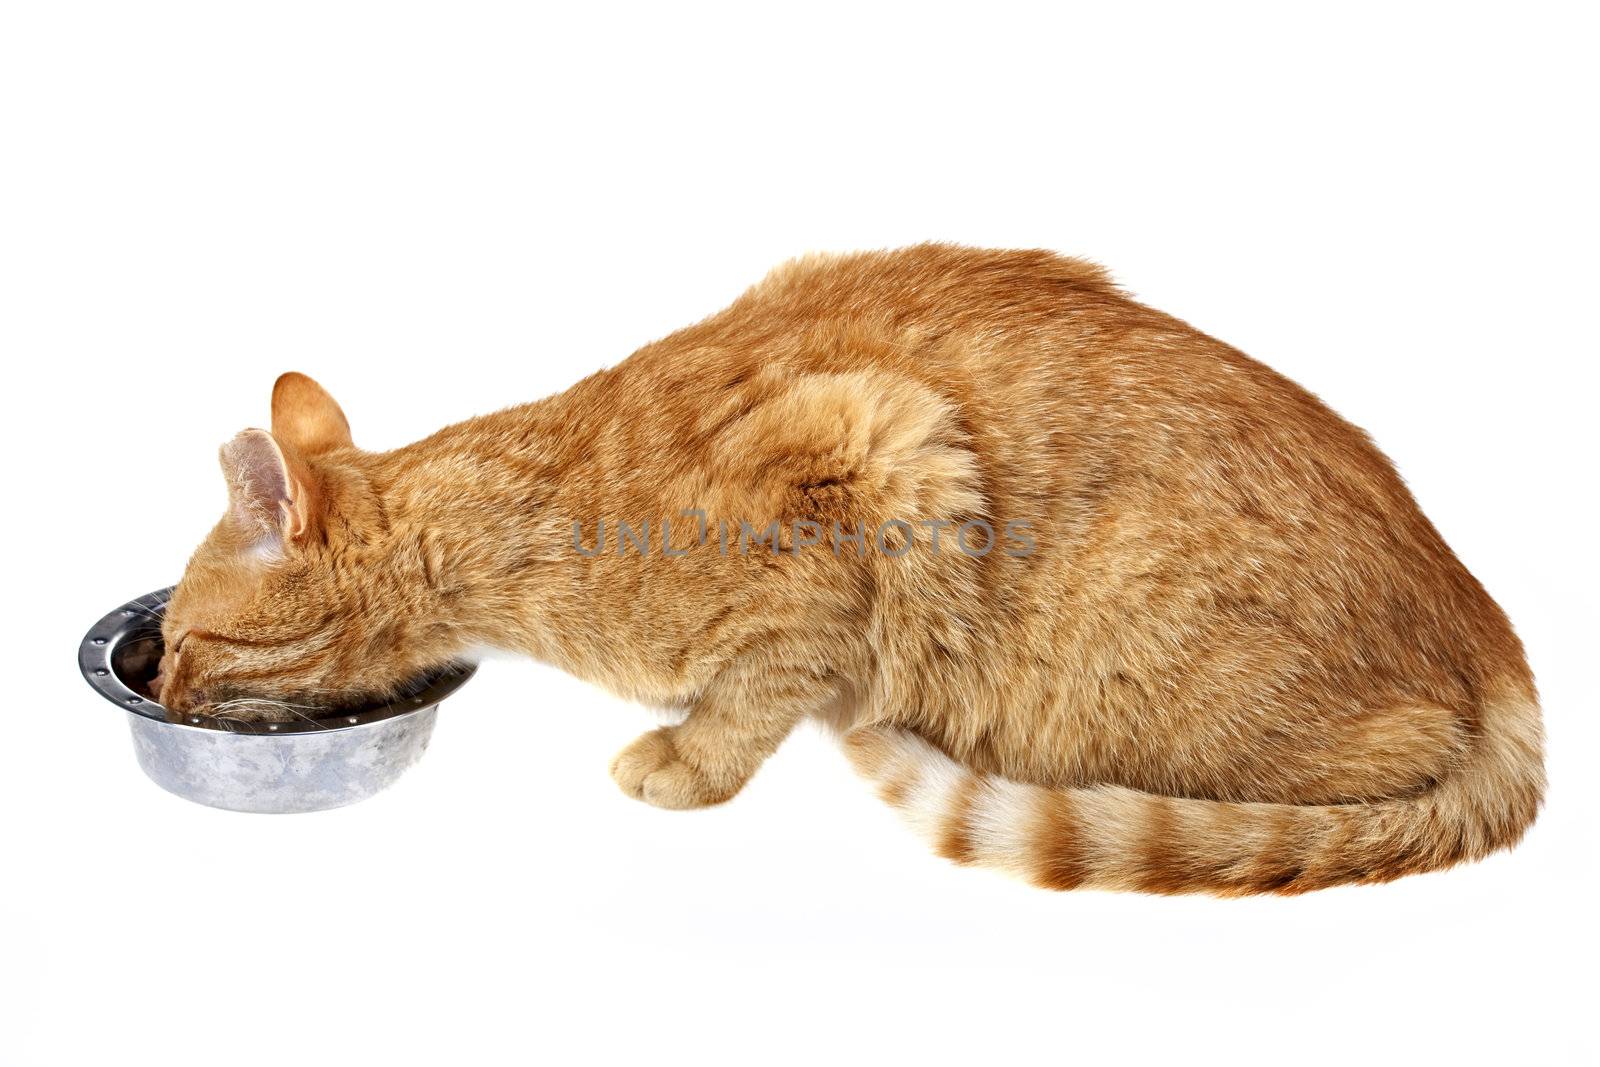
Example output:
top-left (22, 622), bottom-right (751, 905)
top-left (3, 3), bottom-right (1596, 1065)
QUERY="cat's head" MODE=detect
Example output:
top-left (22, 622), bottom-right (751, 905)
top-left (154, 373), bottom-right (435, 719)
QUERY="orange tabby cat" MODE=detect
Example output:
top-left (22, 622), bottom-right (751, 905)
top-left (156, 244), bottom-right (1543, 894)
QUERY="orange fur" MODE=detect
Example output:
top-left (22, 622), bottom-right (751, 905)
top-left (160, 244), bottom-right (1543, 892)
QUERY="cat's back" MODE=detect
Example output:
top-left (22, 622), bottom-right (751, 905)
top-left (730, 243), bottom-right (1126, 332)
top-left (645, 243), bottom-right (1310, 426)
top-left (601, 245), bottom-right (1431, 556)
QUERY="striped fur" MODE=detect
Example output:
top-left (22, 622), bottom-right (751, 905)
top-left (844, 683), bottom-right (1544, 895)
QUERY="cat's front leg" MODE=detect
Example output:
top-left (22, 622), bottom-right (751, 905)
top-left (610, 726), bottom-right (730, 809)
top-left (609, 657), bottom-right (834, 810)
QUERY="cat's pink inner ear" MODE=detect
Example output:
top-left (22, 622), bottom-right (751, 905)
top-left (271, 372), bottom-right (353, 455)
top-left (219, 429), bottom-right (311, 543)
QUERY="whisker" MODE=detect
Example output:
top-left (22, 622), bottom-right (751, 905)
top-left (119, 609), bottom-right (165, 625)
top-left (283, 707), bottom-right (331, 730)
top-left (202, 697), bottom-right (334, 730)
top-left (212, 696), bottom-right (328, 712)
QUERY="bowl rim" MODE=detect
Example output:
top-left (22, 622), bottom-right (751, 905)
top-left (78, 587), bottom-right (477, 735)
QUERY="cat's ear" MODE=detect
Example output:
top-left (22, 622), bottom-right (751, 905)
top-left (219, 429), bottom-right (318, 547)
top-left (271, 372), bottom-right (353, 455)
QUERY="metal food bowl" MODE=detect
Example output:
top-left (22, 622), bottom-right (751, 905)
top-left (78, 588), bottom-right (476, 813)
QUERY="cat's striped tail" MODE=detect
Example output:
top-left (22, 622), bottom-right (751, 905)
top-left (842, 687), bottom-right (1544, 895)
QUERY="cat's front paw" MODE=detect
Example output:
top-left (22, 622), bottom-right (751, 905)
top-left (609, 728), bottom-right (732, 810)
